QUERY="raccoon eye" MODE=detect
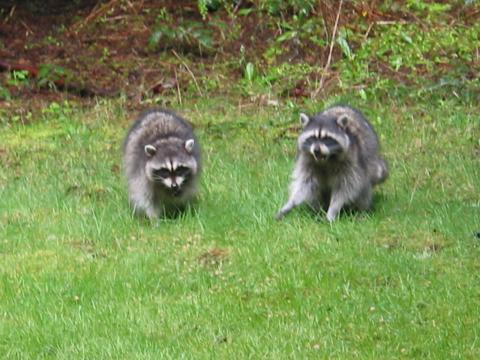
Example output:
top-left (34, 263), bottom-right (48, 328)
top-left (304, 136), bottom-right (317, 145)
top-left (152, 168), bottom-right (170, 178)
top-left (175, 166), bottom-right (190, 177)
top-left (322, 137), bottom-right (339, 147)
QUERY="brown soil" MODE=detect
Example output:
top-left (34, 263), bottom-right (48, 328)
top-left (0, 1), bottom-right (275, 107)
top-left (0, 0), bottom-right (477, 119)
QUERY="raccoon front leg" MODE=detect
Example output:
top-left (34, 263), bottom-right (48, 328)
top-left (129, 179), bottom-right (159, 220)
top-left (145, 205), bottom-right (161, 220)
top-left (276, 178), bottom-right (315, 220)
top-left (327, 185), bottom-right (372, 221)
top-left (276, 199), bottom-right (299, 220)
top-left (326, 189), bottom-right (350, 222)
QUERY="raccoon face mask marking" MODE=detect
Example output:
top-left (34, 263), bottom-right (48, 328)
top-left (148, 162), bottom-right (194, 196)
top-left (298, 114), bottom-right (348, 162)
top-left (303, 135), bottom-right (342, 162)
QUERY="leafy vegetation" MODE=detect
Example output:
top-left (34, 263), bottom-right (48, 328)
top-left (149, 20), bottom-right (215, 55)
top-left (37, 64), bottom-right (74, 90)
top-left (7, 70), bottom-right (30, 87)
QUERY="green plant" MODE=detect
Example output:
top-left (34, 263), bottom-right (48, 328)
top-left (37, 64), bottom-right (73, 90)
top-left (198, 0), bottom-right (211, 18)
top-left (7, 70), bottom-right (30, 87)
top-left (155, 7), bottom-right (172, 22)
top-left (198, 0), bottom-right (239, 18)
top-left (264, 16), bottom-right (326, 64)
top-left (239, 61), bottom-right (314, 96)
top-left (100, 47), bottom-right (110, 63)
top-left (406, 0), bottom-right (452, 19)
top-left (42, 35), bottom-right (63, 47)
top-left (41, 100), bottom-right (73, 122)
top-left (258, 0), bottom-right (316, 17)
top-left (149, 21), bottom-right (214, 55)
top-left (334, 18), bottom-right (480, 99)
top-left (0, 84), bottom-right (11, 100)
top-left (244, 62), bottom-right (255, 83)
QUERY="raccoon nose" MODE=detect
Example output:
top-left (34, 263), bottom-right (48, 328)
top-left (171, 182), bottom-right (178, 190)
top-left (313, 148), bottom-right (322, 157)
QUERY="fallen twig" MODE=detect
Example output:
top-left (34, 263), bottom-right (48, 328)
top-left (233, 0), bottom-right (243, 14)
top-left (313, 0), bottom-right (343, 98)
top-left (3, 5), bottom-right (16, 24)
top-left (171, 49), bottom-right (204, 97)
top-left (375, 20), bottom-right (409, 25)
top-left (174, 67), bottom-right (182, 105)
top-left (20, 20), bottom-right (34, 35)
top-left (69, 0), bottom-right (119, 34)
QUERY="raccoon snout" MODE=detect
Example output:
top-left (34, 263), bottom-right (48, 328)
top-left (171, 182), bottom-right (182, 197)
top-left (311, 145), bottom-right (327, 160)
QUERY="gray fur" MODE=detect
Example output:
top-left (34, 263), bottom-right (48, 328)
top-left (276, 105), bottom-right (388, 222)
top-left (123, 109), bottom-right (201, 219)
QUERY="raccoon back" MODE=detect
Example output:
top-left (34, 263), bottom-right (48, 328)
top-left (124, 108), bottom-right (195, 152)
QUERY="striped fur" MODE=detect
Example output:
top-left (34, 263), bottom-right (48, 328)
top-left (123, 109), bottom-right (201, 219)
top-left (277, 105), bottom-right (388, 222)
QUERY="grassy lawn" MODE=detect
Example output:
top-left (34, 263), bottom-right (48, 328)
top-left (0, 95), bottom-right (479, 358)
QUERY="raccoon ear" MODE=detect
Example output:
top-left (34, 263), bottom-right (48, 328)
top-left (144, 144), bottom-right (157, 157)
top-left (337, 115), bottom-right (350, 129)
top-left (300, 113), bottom-right (310, 127)
top-left (185, 139), bottom-right (195, 153)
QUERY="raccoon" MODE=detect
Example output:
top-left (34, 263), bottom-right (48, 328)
top-left (123, 109), bottom-right (201, 219)
top-left (276, 105), bottom-right (388, 222)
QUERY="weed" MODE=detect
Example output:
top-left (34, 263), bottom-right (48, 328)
top-left (42, 35), bottom-right (63, 47)
top-left (37, 64), bottom-right (74, 90)
top-left (259, 0), bottom-right (317, 17)
top-left (0, 84), bottom-right (11, 100)
top-left (264, 15), bottom-right (326, 64)
top-left (7, 70), bottom-right (30, 87)
top-left (149, 20), bottom-right (215, 56)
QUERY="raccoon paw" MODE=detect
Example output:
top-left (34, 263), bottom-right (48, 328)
top-left (145, 207), bottom-right (161, 220)
top-left (275, 211), bottom-right (286, 221)
top-left (326, 207), bottom-right (340, 222)
top-left (326, 213), bottom-right (336, 222)
top-left (276, 206), bottom-right (293, 220)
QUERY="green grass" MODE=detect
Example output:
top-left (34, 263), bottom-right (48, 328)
top-left (0, 95), bottom-right (479, 359)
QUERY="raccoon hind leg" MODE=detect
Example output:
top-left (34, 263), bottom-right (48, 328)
top-left (326, 191), bottom-right (347, 222)
top-left (353, 185), bottom-right (372, 211)
top-left (370, 158), bottom-right (389, 186)
top-left (326, 181), bottom-right (367, 222)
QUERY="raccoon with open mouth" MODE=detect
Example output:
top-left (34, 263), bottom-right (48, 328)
top-left (123, 109), bottom-right (201, 219)
top-left (276, 105), bottom-right (388, 222)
